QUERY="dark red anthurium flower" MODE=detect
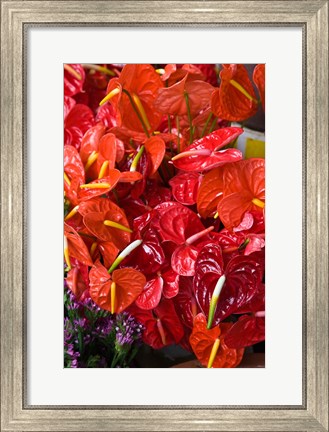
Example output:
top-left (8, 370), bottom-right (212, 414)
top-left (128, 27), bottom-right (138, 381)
top-left (218, 158), bottom-right (265, 230)
top-left (64, 222), bottom-right (93, 267)
top-left (189, 313), bottom-right (244, 368)
top-left (253, 64), bottom-right (265, 110)
top-left (129, 299), bottom-right (184, 349)
top-left (169, 172), bottom-right (202, 206)
top-left (171, 127), bottom-right (243, 172)
top-left (64, 64), bottom-right (85, 97)
top-left (154, 75), bottom-right (214, 116)
top-left (211, 64), bottom-right (258, 121)
top-left (196, 167), bottom-right (224, 218)
top-left (193, 243), bottom-right (263, 325)
top-left (224, 314), bottom-right (265, 349)
top-left (173, 276), bottom-right (199, 328)
top-left (89, 260), bottom-right (146, 314)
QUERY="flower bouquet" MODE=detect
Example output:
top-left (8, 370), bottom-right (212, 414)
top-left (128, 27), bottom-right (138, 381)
top-left (64, 63), bottom-right (265, 368)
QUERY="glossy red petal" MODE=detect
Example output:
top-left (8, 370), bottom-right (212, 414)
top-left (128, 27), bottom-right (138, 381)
top-left (79, 124), bottom-right (106, 164)
top-left (162, 269), bottom-right (180, 299)
top-left (135, 276), bottom-right (163, 310)
top-left (64, 64), bottom-right (85, 97)
top-left (89, 260), bottom-right (112, 312)
top-left (224, 315), bottom-right (265, 349)
top-left (171, 244), bottom-right (199, 276)
top-left (172, 128), bottom-right (243, 172)
top-left (66, 267), bottom-right (88, 300)
top-left (173, 276), bottom-right (199, 328)
top-left (218, 192), bottom-right (253, 229)
top-left (169, 172), bottom-right (202, 205)
top-left (154, 75), bottom-right (188, 115)
top-left (64, 104), bottom-right (95, 150)
top-left (184, 80), bottom-right (214, 115)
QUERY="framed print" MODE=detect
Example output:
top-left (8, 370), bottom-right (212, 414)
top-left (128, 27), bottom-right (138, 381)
top-left (1, 1), bottom-right (328, 431)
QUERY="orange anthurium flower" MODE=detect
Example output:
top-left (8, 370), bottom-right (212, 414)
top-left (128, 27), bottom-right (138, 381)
top-left (103, 65), bottom-right (163, 134)
top-left (197, 167), bottom-right (224, 218)
top-left (64, 222), bottom-right (93, 267)
top-left (189, 313), bottom-right (244, 368)
top-left (144, 136), bottom-right (166, 175)
top-left (89, 260), bottom-right (146, 314)
top-left (253, 64), bottom-right (265, 110)
top-left (78, 170), bottom-right (121, 201)
top-left (211, 64), bottom-right (258, 121)
top-left (218, 158), bottom-right (265, 230)
top-left (78, 198), bottom-right (132, 249)
top-left (154, 75), bottom-right (214, 117)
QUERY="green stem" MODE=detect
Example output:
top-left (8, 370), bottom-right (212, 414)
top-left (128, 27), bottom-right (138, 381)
top-left (184, 91), bottom-right (194, 144)
top-left (209, 117), bottom-right (218, 133)
top-left (122, 89), bottom-right (150, 138)
top-left (176, 116), bottom-right (181, 154)
top-left (201, 112), bottom-right (213, 137)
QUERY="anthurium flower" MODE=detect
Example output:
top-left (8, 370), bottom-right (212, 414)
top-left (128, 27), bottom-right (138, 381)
top-left (173, 276), bottom-right (199, 328)
top-left (193, 243), bottom-right (263, 325)
top-left (253, 64), bottom-right (265, 110)
top-left (171, 127), bottom-right (243, 172)
top-left (78, 198), bottom-right (132, 249)
top-left (64, 64), bottom-right (85, 97)
top-left (169, 172), bottom-right (202, 205)
top-left (89, 260), bottom-right (146, 313)
top-left (211, 64), bottom-right (258, 121)
top-left (189, 313), bottom-right (244, 368)
top-left (135, 276), bottom-right (163, 310)
top-left (64, 222), bottom-right (93, 267)
top-left (154, 75), bottom-right (214, 116)
top-left (77, 170), bottom-right (121, 201)
top-left (66, 266), bottom-right (89, 301)
top-left (128, 299), bottom-right (184, 349)
top-left (224, 314), bottom-right (265, 349)
top-left (218, 158), bottom-right (265, 230)
top-left (196, 167), bottom-right (224, 218)
top-left (64, 99), bottom-right (94, 150)
top-left (103, 64), bottom-right (163, 134)
top-left (144, 136), bottom-right (166, 175)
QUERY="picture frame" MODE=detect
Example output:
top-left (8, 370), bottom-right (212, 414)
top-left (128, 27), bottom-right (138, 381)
top-left (1, 1), bottom-right (328, 431)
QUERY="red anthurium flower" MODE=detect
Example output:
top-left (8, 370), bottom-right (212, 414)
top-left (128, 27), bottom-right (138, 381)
top-left (64, 64), bottom-right (85, 97)
top-left (64, 100), bottom-right (94, 150)
top-left (235, 283), bottom-right (265, 315)
top-left (253, 64), bottom-right (265, 110)
top-left (169, 172), bottom-right (202, 206)
top-left (162, 269), bottom-right (180, 299)
top-left (154, 75), bottom-right (214, 117)
top-left (79, 123), bottom-right (107, 165)
top-left (77, 170), bottom-right (121, 201)
top-left (89, 260), bottom-right (146, 313)
top-left (94, 241), bottom-right (119, 269)
top-left (224, 314), bottom-right (265, 349)
top-left (123, 228), bottom-right (165, 275)
top-left (211, 64), bottom-right (258, 121)
top-left (218, 158), bottom-right (265, 230)
top-left (189, 314), bottom-right (244, 368)
top-left (64, 145), bottom-right (85, 205)
top-left (171, 127), bottom-right (243, 172)
top-left (129, 299), bottom-right (184, 349)
top-left (193, 243), bottom-right (263, 325)
top-left (64, 222), bottom-right (93, 267)
top-left (66, 266), bottom-right (89, 301)
top-left (135, 276), bottom-right (163, 310)
top-left (196, 167), bottom-right (224, 218)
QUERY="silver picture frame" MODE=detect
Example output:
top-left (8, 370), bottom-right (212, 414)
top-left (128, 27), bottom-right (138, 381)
top-left (1, 1), bottom-right (328, 431)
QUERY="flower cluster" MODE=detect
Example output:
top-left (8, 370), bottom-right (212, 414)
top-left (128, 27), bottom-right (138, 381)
top-left (64, 288), bottom-right (143, 368)
top-left (64, 63), bottom-right (265, 368)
